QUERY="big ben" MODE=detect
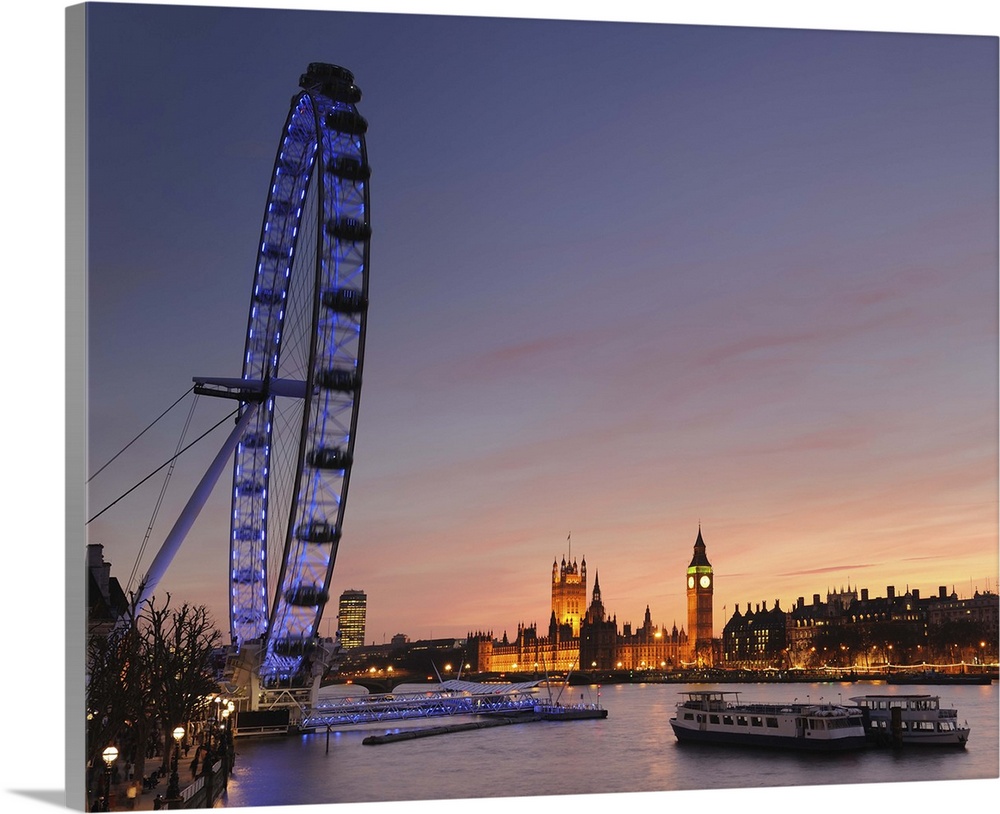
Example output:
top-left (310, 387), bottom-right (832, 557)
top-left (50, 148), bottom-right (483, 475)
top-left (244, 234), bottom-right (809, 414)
top-left (685, 526), bottom-right (713, 664)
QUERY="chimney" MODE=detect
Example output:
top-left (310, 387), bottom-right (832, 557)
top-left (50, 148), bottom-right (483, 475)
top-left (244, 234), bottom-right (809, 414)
top-left (813, 594), bottom-right (821, 606)
top-left (912, 588), bottom-right (919, 600)
top-left (861, 588), bottom-right (869, 601)
top-left (87, 543), bottom-right (111, 602)
top-left (887, 586), bottom-right (895, 600)
top-left (939, 586), bottom-right (947, 599)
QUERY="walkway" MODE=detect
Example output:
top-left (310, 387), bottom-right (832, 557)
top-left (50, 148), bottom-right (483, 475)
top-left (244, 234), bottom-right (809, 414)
top-left (95, 759), bottom-right (228, 811)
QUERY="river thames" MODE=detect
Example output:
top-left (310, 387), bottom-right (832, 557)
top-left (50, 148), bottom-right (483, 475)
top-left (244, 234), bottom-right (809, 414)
top-left (216, 681), bottom-right (998, 812)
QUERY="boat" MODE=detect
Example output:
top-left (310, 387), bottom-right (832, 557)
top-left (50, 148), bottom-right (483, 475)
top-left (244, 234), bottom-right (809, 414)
top-left (533, 659), bottom-right (608, 721)
top-left (533, 702), bottom-right (608, 720)
top-left (669, 691), bottom-right (869, 751)
top-left (848, 694), bottom-right (971, 747)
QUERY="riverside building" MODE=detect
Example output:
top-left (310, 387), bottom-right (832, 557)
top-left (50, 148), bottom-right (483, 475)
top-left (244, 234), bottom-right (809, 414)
top-left (337, 589), bottom-right (367, 649)
top-left (723, 584), bottom-right (999, 669)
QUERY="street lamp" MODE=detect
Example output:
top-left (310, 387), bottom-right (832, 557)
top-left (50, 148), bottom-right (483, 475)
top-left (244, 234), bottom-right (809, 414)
top-left (166, 726), bottom-right (185, 801)
top-left (101, 745), bottom-right (118, 812)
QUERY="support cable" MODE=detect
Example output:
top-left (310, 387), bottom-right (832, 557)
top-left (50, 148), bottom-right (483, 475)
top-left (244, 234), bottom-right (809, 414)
top-left (87, 386), bottom-right (195, 483)
top-left (127, 394), bottom-right (200, 596)
top-left (87, 406), bottom-right (240, 525)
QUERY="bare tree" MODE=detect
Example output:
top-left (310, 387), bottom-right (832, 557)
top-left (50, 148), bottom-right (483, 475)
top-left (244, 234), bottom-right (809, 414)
top-left (141, 596), bottom-right (222, 771)
top-left (86, 590), bottom-right (222, 794)
top-left (85, 591), bottom-right (149, 771)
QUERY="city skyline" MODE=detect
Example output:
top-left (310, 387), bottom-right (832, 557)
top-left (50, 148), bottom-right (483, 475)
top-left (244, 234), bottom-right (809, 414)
top-left (79, 4), bottom-right (998, 650)
top-left (320, 538), bottom-right (995, 648)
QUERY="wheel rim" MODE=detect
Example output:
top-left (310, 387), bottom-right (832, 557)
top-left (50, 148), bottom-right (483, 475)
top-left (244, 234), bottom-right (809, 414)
top-left (229, 64), bottom-right (370, 680)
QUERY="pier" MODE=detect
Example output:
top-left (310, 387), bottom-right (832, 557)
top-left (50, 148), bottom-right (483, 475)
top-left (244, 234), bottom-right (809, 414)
top-left (302, 680), bottom-right (542, 729)
top-left (361, 712), bottom-right (541, 744)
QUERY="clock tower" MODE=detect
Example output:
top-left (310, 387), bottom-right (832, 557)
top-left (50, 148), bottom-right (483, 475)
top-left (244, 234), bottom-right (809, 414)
top-left (685, 526), bottom-right (714, 663)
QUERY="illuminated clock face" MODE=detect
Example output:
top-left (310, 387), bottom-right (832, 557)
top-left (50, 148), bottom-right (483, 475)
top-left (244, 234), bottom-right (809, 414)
top-left (700, 575), bottom-right (711, 589)
top-left (687, 576), bottom-right (695, 589)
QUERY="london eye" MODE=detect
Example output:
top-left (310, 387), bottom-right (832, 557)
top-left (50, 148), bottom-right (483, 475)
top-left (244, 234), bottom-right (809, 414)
top-left (195, 63), bottom-right (371, 683)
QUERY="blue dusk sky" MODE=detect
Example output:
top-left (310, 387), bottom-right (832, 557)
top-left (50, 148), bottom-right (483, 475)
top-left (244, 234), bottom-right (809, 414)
top-left (1, 3), bottom-right (996, 814)
top-left (76, 3), bottom-right (999, 646)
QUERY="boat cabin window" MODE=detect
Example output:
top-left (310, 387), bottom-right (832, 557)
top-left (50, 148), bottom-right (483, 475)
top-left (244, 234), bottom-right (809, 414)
top-left (709, 715), bottom-right (720, 724)
top-left (766, 717), bottom-right (779, 728)
top-left (809, 719), bottom-right (825, 730)
top-left (722, 715), bottom-right (734, 725)
top-left (682, 712), bottom-right (694, 721)
top-left (736, 716), bottom-right (748, 726)
top-left (751, 716), bottom-right (763, 727)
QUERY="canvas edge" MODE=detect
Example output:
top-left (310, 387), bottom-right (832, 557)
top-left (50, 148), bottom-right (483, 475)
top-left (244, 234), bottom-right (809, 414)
top-left (66, 3), bottom-right (88, 810)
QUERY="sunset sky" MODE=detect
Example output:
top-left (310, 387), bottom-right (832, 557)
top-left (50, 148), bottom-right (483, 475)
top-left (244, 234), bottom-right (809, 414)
top-left (76, 3), bottom-right (998, 649)
top-left (0, 2), bottom-right (996, 814)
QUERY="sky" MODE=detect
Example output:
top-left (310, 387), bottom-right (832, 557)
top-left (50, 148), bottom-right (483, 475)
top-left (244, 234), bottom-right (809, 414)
top-left (3, 2), bottom-right (997, 813)
top-left (75, 3), bottom-right (999, 648)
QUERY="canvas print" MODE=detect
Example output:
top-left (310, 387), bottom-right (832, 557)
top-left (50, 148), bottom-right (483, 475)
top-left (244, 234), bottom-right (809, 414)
top-left (66, 3), bottom-right (997, 813)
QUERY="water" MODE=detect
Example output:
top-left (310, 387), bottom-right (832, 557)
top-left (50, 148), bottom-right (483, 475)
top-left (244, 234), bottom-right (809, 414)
top-left (219, 681), bottom-right (998, 811)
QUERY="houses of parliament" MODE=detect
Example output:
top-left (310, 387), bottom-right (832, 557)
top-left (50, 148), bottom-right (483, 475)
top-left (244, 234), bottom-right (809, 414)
top-left (465, 528), bottom-right (716, 673)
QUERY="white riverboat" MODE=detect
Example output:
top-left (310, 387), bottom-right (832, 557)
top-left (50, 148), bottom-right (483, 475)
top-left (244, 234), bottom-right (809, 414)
top-left (848, 694), bottom-right (970, 747)
top-left (669, 691), bottom-right (869, 751)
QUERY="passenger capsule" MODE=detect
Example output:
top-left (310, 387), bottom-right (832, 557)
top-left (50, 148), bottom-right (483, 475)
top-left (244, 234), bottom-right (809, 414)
top-left (322, 287), bottom-right (368, 313)
top-left (268, 198), bottom-right (295, 217)
top-left (302, 63), bottom-right (354, 85)
top-left (284, 585), bottom-right (330, 607)
top-left (242, 432), bottom-right (268, 449)
top-left (237, 478), bottom-right (265, 495)
top-left (316, 367), bottom-right (359, 392)
top-left (327, 155), bottom-right (370, 181)
top-left (276, 155), bottom-right (305, 175)
top-left (254, 287), bottom-right (284, 306)
top-left (326, 217), bottom-right (371, 242)
top-left (320, 82), bottom-right (362, 104)
top-left (261, 243), bottom-right (288, 261)
top-left (326, 109), bottom-right (368, 136)
top-left (271, 637), bottom-right (317, 657)
top-left (307, 446), bottom-right (353, 470)
top-left (294, 521), bottom-right (340, 544)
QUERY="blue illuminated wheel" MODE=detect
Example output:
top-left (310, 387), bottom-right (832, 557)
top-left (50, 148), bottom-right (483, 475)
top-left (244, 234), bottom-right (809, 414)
top-left (228, 63), bottom-right (370, 680)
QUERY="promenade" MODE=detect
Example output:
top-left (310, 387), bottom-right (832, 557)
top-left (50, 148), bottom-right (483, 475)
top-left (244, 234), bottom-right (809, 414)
top-left (95, 756), bottom-right (231, 812)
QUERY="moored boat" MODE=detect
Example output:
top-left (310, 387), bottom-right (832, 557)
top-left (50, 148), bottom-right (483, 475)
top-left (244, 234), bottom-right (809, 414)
top-left (669, 691), bottom-right (868, 751)
top-left (848, 694), bottom-right (971, 747)
top-left (533, 702), bottom-right (608, 720)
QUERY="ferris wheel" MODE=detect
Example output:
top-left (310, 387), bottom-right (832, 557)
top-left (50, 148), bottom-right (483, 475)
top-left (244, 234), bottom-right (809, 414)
top-left (196, 63), bottom-right (371, 680)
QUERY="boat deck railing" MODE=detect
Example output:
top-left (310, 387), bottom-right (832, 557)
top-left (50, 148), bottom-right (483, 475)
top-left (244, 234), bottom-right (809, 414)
top-left (534, 703), bottom-right (602, 713)
top-left (680, 699), bottom-right (859, 717)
